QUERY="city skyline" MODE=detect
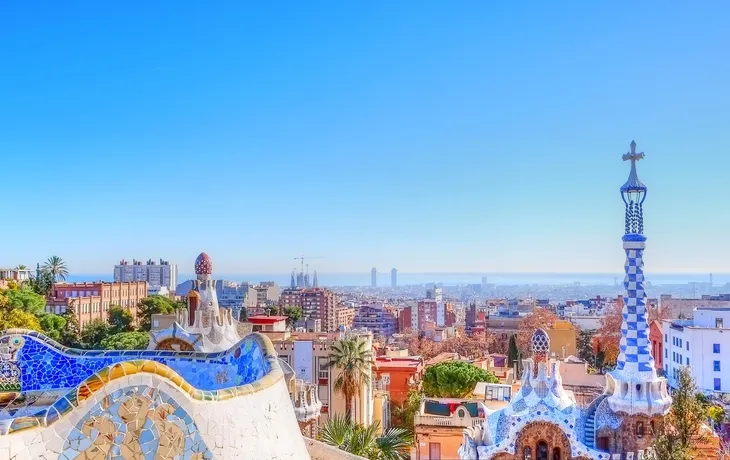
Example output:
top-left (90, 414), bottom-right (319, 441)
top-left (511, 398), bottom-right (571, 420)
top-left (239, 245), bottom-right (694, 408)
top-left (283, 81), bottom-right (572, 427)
top-left (3, 3), bottom-right (730, 273)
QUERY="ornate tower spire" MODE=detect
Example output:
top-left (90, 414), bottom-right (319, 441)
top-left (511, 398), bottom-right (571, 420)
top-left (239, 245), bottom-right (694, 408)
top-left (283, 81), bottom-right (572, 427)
top-left (606, 141), bottom-right (670, 416)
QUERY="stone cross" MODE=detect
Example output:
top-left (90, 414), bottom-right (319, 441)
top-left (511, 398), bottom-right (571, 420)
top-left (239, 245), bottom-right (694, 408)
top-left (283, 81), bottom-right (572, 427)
top-left (622, 140), bottom-right (645, 166)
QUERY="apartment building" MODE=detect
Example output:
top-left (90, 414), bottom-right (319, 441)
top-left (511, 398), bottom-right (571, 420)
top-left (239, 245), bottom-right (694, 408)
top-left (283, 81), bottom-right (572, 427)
top-left (114, 258), bottom-right (177, 295)
top-left (46, 281), bottom-right (148, 329)
top-left (335, 306), bottom-right (357, 331)
top-left (400, 299), bottom-right (456, 333)
top-left (352, 302), bottom-right (398, 337)
top-left (280, 287), bottom-right (339, 332)
top-left (663, 307), bottom-right (730, 396)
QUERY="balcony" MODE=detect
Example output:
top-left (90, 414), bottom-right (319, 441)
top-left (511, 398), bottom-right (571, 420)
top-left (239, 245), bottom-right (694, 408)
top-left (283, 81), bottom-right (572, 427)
top-left (414, 398), bottom-right (489, 429)
top-left (414, 413), bottom-right (484, 428)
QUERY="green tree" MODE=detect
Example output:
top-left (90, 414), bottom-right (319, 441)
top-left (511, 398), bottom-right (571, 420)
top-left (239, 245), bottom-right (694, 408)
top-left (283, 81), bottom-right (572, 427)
top-left (0, 309), bottom-right (42, 332)
top-left (507, 334), bottom-right (520, 372)
top-left (100, 331), bottom-right (150, 350)
top-left (391, 389), bottom-right (422, 435)
top-left (14, 265), bottom-right (27, 270)
top-left (42, 256), bottom-right (69, 281)
top-left (39, 314), bottom-right (67, 342)
top-left (28, 269), bottom-right (55, 296)
top-left (649, 367), bottom-right (706, 460)
top-left (707, 405), bottom-right (726, 426)
top-left (326, 336), bottom-right (373, 420)
top-left (284, 306), bottom-right (303, 327)
top-left (423, 361), bottom-right (498, 398)
top-left (61, 307), bottom-right (82, 348)
top-left (319, 415), bottom-right (412, 460)
top-left (137, 295), bottom-right (180, 331)
top-left (108, 305), bottom-right (134, 333)
top-left (577, 329), bottom-right (596, 364)
top-left (80, 319), bottom-right (113, 349)
top-left (4, 288), bottom-right (46, 315)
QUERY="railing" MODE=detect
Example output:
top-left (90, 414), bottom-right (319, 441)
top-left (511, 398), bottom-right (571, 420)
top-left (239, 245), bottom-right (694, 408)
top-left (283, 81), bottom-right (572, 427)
top-left (414, 413), bottom-right (484, 428)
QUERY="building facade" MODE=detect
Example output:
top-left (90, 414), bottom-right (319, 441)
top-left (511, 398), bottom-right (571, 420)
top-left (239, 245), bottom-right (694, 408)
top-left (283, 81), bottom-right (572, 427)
top-left (335, 306), bottom-right (357, 331)
top-left (352, 302), bottom-right (399, 337)
top-left (0, 267), bottom-right (31, 282)
top-left (662, 307), bottom-right (730, 395)
top-left (401, 299), bottom-right (456, 333)
top-left (45, 281), bottom-right (148, 329)
top-left (114, 258), bottom-right (177, 295)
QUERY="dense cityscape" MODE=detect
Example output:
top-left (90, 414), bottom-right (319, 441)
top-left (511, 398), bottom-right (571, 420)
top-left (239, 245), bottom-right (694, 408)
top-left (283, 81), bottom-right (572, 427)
top-left (2, 142), bottom-right (730, 459)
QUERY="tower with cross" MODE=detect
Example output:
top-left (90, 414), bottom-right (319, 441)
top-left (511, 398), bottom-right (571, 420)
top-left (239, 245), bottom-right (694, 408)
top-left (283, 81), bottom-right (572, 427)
top-left (605, 141), bottom-right (671, 417)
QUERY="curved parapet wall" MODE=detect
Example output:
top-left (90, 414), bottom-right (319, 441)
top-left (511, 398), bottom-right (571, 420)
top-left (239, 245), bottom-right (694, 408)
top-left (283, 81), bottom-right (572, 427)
top-left (0, 329), bottom-right (310, 459)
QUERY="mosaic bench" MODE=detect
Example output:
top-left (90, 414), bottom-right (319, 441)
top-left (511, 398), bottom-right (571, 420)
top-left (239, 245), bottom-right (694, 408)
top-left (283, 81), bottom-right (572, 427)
top-left (0, 329), bottom-right (310, 459)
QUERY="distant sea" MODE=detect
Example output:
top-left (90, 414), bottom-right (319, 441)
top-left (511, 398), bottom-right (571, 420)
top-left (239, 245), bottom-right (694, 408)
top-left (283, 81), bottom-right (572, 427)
top-left (65, 272), bottom-right (729, 287)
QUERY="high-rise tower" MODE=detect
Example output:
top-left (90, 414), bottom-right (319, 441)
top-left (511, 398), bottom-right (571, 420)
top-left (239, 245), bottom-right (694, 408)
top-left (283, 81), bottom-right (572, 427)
top-left (371, 267), bottom-right (377, 287)
top-left (605, 141), bottom-right (671, 416)
top-left (391, 268), bottom-right (397, 288)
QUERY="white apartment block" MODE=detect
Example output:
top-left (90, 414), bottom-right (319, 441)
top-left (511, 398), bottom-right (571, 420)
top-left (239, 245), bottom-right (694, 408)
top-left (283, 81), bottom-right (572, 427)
top-left (114, 259), bottom-right (178, 295)
top-left (662, 307), bottom-right (730, 396)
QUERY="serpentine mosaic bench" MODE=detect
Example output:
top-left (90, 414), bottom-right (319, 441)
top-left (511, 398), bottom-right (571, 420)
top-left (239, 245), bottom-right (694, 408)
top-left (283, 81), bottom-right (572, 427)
top-left (0, 329), bottom-right (310, 459)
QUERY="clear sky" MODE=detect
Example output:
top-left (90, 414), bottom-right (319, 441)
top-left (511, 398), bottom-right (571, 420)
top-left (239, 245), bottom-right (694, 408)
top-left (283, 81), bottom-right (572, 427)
top-left (2, 2), bottom-right (729, 275)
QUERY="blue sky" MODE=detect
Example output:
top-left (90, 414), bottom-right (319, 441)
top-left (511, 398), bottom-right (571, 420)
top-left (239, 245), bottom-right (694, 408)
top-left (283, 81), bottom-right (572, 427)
top-left (2, 2), bottom-right (729, 275)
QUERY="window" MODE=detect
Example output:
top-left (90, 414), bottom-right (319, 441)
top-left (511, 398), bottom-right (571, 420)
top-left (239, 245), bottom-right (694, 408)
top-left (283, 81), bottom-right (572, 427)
top-left (537, 441), bottom-right (548, 460)
top-left (524, 447), bottom-right (532, 460)
top-left (686, 341), bottom-right (690, 351)
top-left (714, 343), bottom-right (721, 353)
top-left (552, 448), bottom-right (561, 460)
top-left (679, 339), bottom-right (683, 348)
top-left (636, 421), bottom-right (645, 437)
top-left (715, 378), bottom-right (722, 391)
top-left (717, 318), bottom-right (724, 329)
top-left (686, 358), bottom-right (689, 366)
top-left (665, 333), bottom-right (668, 342)
top-left (665, 349), bottom-right (668, 359)
top-left (714, 361), bottom-right (721, 372)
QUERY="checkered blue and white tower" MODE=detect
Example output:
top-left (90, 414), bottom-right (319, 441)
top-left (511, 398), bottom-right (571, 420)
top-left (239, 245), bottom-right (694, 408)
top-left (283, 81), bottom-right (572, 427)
top-left (605, 141), bottom-right (671, 416)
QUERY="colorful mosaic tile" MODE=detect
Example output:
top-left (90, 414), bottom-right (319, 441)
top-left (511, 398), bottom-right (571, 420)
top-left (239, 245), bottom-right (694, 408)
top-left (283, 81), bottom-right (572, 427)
top-left (0, 331), bottom-right (270, 393)
top-left (62, 385), bottom-right (213, 460)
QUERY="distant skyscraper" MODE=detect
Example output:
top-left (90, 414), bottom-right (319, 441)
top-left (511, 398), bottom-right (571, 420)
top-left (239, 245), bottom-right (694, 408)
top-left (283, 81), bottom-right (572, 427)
top-left (290, 270), bottom-right (296, 289)
top-left (313, 270), bottom-right (319, 288)
top-left (371, 268), bottom-right (377, 287)
top-left (391, 268), bottom-right (397, 288)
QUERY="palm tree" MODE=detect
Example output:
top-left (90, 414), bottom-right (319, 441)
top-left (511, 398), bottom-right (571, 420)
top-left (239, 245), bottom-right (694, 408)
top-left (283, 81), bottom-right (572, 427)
top-left (320, 415), bottom-right (412, 460)
top-left (325, 336), bottom-right (373, 420)
top-left (42, 256), bottom-right (69, 281)
top-left (14, 265), bottom-right (27, 270)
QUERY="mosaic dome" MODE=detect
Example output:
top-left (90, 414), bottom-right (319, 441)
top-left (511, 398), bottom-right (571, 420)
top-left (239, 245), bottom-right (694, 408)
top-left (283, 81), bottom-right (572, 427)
top-left (531, 328), bottom-right (550, 355)
top-left (195, 252), bottom-right (213, 275)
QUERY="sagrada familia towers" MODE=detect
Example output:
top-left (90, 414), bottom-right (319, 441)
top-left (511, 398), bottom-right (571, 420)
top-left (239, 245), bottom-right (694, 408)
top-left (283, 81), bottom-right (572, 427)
top-left (460, 142), bottom-right (672, 460)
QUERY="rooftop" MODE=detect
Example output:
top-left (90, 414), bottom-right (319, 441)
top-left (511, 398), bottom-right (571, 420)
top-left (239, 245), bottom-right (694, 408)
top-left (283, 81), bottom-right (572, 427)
top-left (247, 315), bottom-right (289, 324)
top-left (374, 356), bottom-right (422, 370)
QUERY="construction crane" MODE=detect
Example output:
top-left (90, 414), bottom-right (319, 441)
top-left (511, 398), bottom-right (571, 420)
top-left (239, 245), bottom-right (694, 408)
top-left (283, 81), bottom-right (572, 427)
top-left (294, 255), bottom-right (323, 278)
